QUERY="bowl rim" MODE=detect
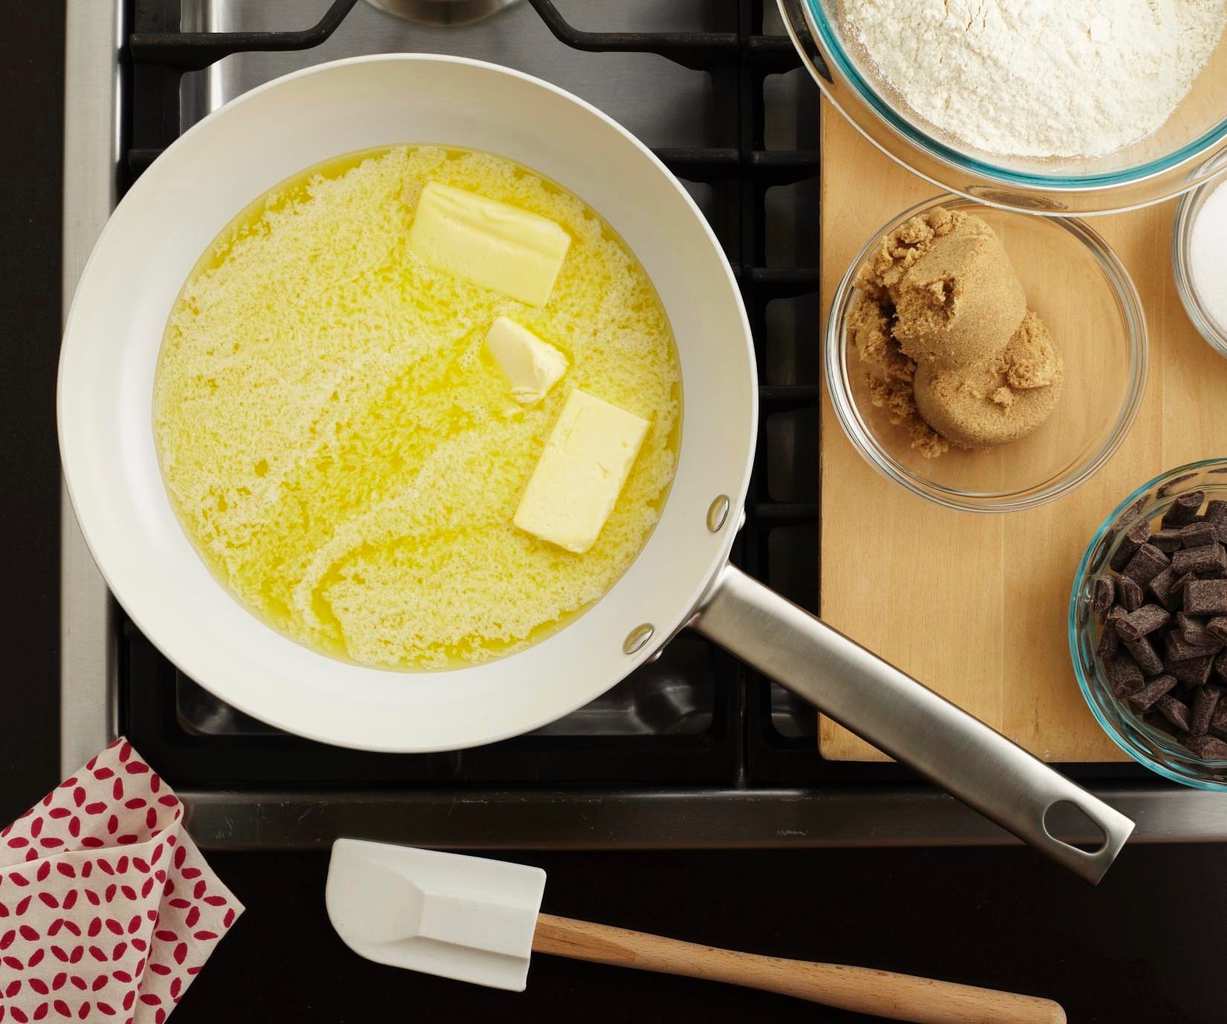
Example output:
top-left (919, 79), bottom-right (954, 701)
top-left (1173, 151), bottom-right (1227, 357)
top-left (1068, 459), bottom-right (1227, 790)
top-left (824, 194), bottom-right (1149, 513)
top-left (803, 0), bottom-right (1227, 193)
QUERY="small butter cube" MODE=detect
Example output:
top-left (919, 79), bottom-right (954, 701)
top-left (408, 181), bottom-right (571, 307)
top-left (486, 317), bottom-right (568, 405)
top-left (514, 389), bottom-right (650, 554)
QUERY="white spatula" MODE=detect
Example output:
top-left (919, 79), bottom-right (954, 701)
top-left (325, 839), bottom-right (1064, 1024)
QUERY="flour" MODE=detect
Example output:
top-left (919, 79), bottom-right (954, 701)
top-left (841, 0), bottom-right (1227, 158)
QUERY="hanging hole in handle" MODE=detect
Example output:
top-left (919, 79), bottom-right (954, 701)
top-left (1043, 800), bottom-right (1109, 854)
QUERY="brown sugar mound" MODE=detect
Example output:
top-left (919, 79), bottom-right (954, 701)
top-left (849, 293), bottom-right (913, 385)
top-left (849, 207), bottom-right (1062, 458)
top-left (913, 312), bottom-right (1064, 448)
top-left (852, 298), bottom-right (949, 458)
top-left (855, 206), bottom-right (1025, 371)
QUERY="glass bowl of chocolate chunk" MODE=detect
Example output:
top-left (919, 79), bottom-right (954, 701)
top-left (826, 195), bottom-right (1148, 513)
top-left (1071, 461), bottom-right (1227, 787)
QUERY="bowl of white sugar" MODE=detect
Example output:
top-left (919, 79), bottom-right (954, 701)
top-left (1175, 151), bottom-right (1227, 357)
top-left (780, 0), bottom-right (1227, 216)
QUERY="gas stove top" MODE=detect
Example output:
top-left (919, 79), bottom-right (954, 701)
top-left (61, 0), bottom-right (1211, 850)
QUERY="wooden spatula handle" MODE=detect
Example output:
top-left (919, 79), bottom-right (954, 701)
top-left (532, 914), bottom-right (1064, 1024)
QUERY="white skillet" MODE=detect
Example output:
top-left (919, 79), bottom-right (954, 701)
top-left (58, 55), bottom-right (1131, 881)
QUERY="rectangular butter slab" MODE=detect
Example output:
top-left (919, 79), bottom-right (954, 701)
top-left (486, 317), bottom-right (568, 405)
top-left (408, 181), bottom-right (571, 307)
top-left (514, 388), bottom-right (650, 554)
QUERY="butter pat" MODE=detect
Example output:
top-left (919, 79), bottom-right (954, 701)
top-left (408, 181), bottom-right (571, 307)
top-left (486, 317), bottom-right (568, 405)
top-left (514, 389), bottom-right (650, 554)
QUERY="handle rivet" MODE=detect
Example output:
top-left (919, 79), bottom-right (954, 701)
top-left (706, 495), bottom-right (731, 533)
top-left (623, 623), bottom-right (655, 655)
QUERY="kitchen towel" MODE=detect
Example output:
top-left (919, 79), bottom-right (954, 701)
top-left (0, 738), bottom-right (242, 1022)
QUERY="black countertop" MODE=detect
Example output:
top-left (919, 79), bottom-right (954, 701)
top-left (4, 7), bottom-right (1223, 1022)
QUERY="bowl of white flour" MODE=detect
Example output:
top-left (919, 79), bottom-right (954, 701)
top-left (780, 0), bottom-right (1227, 215)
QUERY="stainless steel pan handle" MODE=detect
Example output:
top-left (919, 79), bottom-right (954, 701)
top-left (692, 565), bottom-right (1134, 883)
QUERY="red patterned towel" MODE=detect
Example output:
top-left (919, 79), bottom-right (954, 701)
top-left (0, 738), bottom-right (242, 1022)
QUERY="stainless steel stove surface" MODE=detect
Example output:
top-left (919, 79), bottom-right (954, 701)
top-left (62, 0), bottom-right (1223, 849)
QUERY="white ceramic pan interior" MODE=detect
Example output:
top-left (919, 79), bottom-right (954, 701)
top-left (60, 56), bottom-right (1131, 882)
top-left (59, 55), bottom-right (755, 753)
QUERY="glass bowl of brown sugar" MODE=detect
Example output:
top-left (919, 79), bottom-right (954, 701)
top-left (826, 195), bottom-right (1148, 513)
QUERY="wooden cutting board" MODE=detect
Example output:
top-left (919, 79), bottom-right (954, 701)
top-left (818, 103), bottom-right (1227, 762)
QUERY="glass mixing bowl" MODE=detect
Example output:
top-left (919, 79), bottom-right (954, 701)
top-left (1173, 151), bottom-right (1227, 357)
top-left (825, 196), bottom-right (1147, 512)
top-left (1070, 461), bottom-right (1227, 789)
top-left (779, 0), bottom-right (1227, 216)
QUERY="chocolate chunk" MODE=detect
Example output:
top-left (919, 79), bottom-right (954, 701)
top-left (1178, 611), bottom-right (1205, 642)
top-left (1171, 654), bottom-right (1215, 688)
top-left (1184, 734), bottom-right (1227, 759)
top-left (1151, 569), bottom-right (1195, 612)
top-left (1161, 490), bottom-right (1205, 528)
top-left (1159, 476), bottom-right (1200, 499)
top-left (1106, 655), bottom-right (1144, 696)
top-left (1147, 566), bottom-right (1177, 605)
top-left (1091, 574), bottom-right (1115, 619)
top-left (1156, 694), bottom-right (1192, 732)
top-left (1171, 542), bottom-right (1227, 578)
top-left (1173, 613), bottom-right (1212, 642)
top-left (1123, 543), bottom-right (1170, 586)
top-left (1115, 604), bottom-right (1170, 641)
top-left (1190, 685), bottom-right (1223, 736)
top-left (1215, 650), bottom-right (1227, 683)
top-left (1110, 521), bottom-right (1151, 572)
top-left (1211, 701), bottom-right (1227, 739)
top-left (1124, 635), bottom-right (1165, 676)
top-left (1207, 616), bottom-right (1227, 643)
top-left (1125, 674), bottom-right (1177, 713)
top-left (1185, 579), bottom-right (1227, 616)
top-left (1165, 630), bottom-right (1223, 663)
top-left (1205, 500), bottom-right (1227, 540)
top-left (1180, 522), bottom-right (1219, 550)
top-left (1118, 577), bottom-right (1144, 612)
top-left (1176, 612), bottom-right (1223, 650)
top-left (1096, 609), bottom-right (1123, 659)
top-left (1150, 528), bottom-right (1184, 554)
